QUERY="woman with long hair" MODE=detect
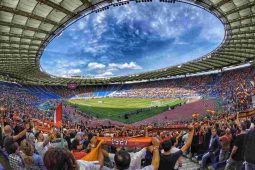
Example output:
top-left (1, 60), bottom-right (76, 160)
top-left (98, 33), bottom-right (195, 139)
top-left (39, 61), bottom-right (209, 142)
top-left (20, 139), bottom-right (45, 170)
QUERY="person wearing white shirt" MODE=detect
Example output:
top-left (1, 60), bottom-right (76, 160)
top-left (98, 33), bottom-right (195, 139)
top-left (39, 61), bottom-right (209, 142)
top-left (77, 137), bottom-right (160, 170)
top-left (102, 137), bottom-right (160, 170)
top-left (34, 132), bottom-right (50, 156)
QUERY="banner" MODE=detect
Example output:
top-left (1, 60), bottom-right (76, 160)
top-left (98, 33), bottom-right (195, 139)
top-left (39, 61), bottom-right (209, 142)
top-left (97, 137), bottom-right (152, 148)
top-left (35, 126), bottom-right (51, 133)
top-left (238, 109), bottom-right (255, 118)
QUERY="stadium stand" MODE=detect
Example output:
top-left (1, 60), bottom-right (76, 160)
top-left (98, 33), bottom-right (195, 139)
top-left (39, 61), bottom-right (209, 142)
top-left (0, 65), bottom-right (254, 169)
top-left (1, 0), bottom-right (255, 169)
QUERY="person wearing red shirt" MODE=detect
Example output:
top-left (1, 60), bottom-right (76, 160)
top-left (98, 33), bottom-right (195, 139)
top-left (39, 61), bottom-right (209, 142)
top-left (71, 138), bottom-right (87, 160)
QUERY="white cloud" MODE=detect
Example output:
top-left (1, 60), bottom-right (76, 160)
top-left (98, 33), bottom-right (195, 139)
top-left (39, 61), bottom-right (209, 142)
top-left (95, 71), bottom-right (113, 78)
top-left (60, 60), bottom-right (87, 67)
top-left (87, 62), bottom-right (106, 70)
top-left (78, 21), bottom-right (86, 30)
top-left (108, 62), bottom-right (142, 70)
top-left (200, 26), bottom-right (224, 43)
top-left (45, 67), bottom-right (81, 77)
top-left (67, 69), bottom-right (81, 74)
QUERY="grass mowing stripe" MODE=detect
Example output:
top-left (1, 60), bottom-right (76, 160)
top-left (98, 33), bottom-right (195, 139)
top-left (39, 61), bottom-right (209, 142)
top-left (68, 98), bottom-right (184, 123)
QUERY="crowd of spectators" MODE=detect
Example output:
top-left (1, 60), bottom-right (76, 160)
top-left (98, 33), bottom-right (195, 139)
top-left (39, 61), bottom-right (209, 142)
top-left (1, 103), bottom-right (255, 170)
top-left (113, 66), bottom-right (255, 112)
top-left (0, 66), bottom-right (254, 169)
top-left (17, 66), bottom-right (255, 115)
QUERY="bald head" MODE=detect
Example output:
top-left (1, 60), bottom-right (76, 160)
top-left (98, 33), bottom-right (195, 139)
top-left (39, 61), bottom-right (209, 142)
top-left (4, 125), bottom-right (12, 135)
top-left (225, 128), bottom-right (231, 134)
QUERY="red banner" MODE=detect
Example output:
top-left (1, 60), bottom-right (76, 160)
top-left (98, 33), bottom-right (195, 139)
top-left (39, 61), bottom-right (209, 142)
top-left (97, 137), bottom-right (152, 148)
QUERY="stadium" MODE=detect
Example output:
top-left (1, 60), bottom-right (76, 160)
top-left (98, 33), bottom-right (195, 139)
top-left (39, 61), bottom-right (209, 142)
top-left (0, 0), bottom-right (255, 169)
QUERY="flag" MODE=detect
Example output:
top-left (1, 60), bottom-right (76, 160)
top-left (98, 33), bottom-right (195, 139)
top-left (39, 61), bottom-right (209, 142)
top-left (54, 103), bottom-right (62, 128)
top-left (82, 140), bottom-right (104, 161)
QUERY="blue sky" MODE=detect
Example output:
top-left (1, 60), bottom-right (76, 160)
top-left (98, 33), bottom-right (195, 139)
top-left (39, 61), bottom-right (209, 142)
top-left (40, 1), bottom-right (224, 78)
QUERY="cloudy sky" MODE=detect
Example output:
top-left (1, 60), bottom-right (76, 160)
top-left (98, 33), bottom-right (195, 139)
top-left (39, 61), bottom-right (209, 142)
top-left (40, 1), bottom-right (224, 78)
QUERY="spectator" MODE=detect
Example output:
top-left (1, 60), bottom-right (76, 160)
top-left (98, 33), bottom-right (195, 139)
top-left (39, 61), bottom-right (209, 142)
top-left (71, 138), bottom-right (87, 160)
top-left (43, 147), bottom-right (77, 170)
top-left (159, 126), bottom-right (194, 170)
top-left (225, 122), bottom-right (247, 170)
top-left (102, 137), bottom-right (160, 170)
top-left (5, 137), bottom-right (24, 170)
top-left (35, 132), bottom-right (50, 157)
top-left (50, 132), bottom-right (68, 148)
top-left (219, 128), bottom-right (232, 162)
top-left (3, 123), bottom-right (29, 146)
top-left (20, 139), bottom-right (45, 170)
top-left (244, 123), bottom-right (255, 170)
top-left (200, 128), bottom-right (220, 169)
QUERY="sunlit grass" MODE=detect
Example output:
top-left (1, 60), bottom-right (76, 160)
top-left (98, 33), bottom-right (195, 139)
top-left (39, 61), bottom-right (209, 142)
top-left (68, 97), bottom-right (184, 123)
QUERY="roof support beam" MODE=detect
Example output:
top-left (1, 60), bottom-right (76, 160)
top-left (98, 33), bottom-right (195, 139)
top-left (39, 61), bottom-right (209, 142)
top-left (0, 46), bottom-right (38, 51)
top-left (79, 0), bottom-right (93, 5)
top-left (206, 58), bottom-right (230, 65)
top-left (221, 49), bottom-right (255, 55)
top-left (231, 22), bottom-right (255, 31)
top-left (218, 52), bottom-right (254, 59)
top-left (178, 67), bottom-right (198, 73)
top-left (185, 63), bottom-right (208, 70)
top-left (223, 46), bottom-right (255, 51)
top-left (216, 53), bottom-right (248, 61)
top-left (0, 52), bottom-right (37, 55)
top-left (164, 70), bottom-right (184, 77)
top-left (0, 5), bottom-right (58, 26)
top-left (36, 0), bottom-right (76, 16)
top-left (214, 0), bottom-right (231, 8)
top-left (210, 57), bottom-right (237, 64)
top-left (224, 45), bottom-right (255, 50)
top-left (172, 69), bottom-right (188, 74)
top-left (214, 55), bottom-right (245, 62)
top-left (231, 36), bottom-right (254, 41)
top-left (0, 32), bottom-right (44, 41)
top-left (195, 62), bottom-right (215, 69)
top-left (0, 40), bottom-right (40, 47)
top-left (0, 21), bottom-right (50, 34)
top-left (231, 35), bottom-right (255, 40)
top-left (229, 13), bottom-right (255, 23)
top-left (232, 32), bottom-right (254, 37)
top-left (201, 60), bottom-right (223, 67)
top-left (228, 41), bottom-right (255, 45)
top-left (181, 65), bottom-right (200, 72)
top-left (225, 2), bottom-right (255, 16)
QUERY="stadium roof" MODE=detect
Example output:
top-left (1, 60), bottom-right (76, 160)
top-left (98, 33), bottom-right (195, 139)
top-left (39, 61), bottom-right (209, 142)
top-left (0, 0), bottom-right (254, 85)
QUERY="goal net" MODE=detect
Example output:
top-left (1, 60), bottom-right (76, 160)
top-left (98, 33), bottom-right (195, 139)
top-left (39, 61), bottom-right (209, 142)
top-left (150, 101), bottom-right (163, 107)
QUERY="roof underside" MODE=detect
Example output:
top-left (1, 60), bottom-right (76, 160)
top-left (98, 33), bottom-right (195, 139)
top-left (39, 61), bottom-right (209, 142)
top-left (0, 0), bottom-right (254, 85)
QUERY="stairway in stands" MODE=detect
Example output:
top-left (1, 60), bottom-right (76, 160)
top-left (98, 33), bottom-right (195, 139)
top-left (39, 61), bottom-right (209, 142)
top-left (180, 157), bottom-right (200, 170)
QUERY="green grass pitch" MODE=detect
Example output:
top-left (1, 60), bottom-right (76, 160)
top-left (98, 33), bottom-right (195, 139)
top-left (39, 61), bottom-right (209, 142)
top-left (68, 97), bottom-right (184, 124)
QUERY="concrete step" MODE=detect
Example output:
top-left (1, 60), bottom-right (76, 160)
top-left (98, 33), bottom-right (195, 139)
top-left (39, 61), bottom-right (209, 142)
top-left (179, 157), bottom-right (200, 170)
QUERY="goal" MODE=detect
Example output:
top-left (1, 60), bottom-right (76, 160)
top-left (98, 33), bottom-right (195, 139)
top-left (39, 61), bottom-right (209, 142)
top-left (150, 101), bottom-right (163, 107)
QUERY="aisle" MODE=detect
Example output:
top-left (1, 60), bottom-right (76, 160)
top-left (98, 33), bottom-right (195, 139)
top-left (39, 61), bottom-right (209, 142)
top-left (179, 157), bottom-right (200, 170)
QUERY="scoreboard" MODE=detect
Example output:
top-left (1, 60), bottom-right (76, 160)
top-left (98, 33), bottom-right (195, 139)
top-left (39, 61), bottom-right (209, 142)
top-left (67, 82), bottom-right (78, 89)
